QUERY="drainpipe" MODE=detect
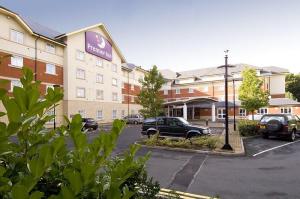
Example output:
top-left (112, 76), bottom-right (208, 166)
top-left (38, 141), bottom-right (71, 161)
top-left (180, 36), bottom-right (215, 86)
top-left (127, 70), bottom-right (130, 116)
top-left (34, 35), bottom-right (40, 81)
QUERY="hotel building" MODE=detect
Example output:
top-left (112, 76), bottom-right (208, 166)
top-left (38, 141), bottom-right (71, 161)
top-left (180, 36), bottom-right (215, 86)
top-left (0, 6), bottom-right (147, 125)
top-left (160, 64), bottom-right (300, 121)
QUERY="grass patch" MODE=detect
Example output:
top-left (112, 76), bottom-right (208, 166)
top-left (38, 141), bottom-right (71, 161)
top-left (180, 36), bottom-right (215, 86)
top-left (142, 133), bottom-right (219, 150)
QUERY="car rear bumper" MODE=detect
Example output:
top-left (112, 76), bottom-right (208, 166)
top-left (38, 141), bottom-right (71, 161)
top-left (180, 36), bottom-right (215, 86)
top-left (259, 129), bottom-right (291, 137)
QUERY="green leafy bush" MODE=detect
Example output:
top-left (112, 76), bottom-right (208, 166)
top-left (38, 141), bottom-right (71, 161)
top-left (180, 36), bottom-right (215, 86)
top-left (0, 68), bottom-right (159, 199)
top-left (144, 134), bottom-right (219, 150)
top-left (238, 120), bottom-right (259, 137)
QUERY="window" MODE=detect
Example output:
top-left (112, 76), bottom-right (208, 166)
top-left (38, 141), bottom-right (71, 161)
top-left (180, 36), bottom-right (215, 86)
top-left (164, 89), bottom-right (168, 95)
top-left (121, 110), bottom-right (125, 118)
top-left (76, 50), bottom-right (85, 61)
top-left (112, 78), bottom-right (118, 86)
top-left (96, 74), bottom-right (103, 83)
top-left (175, 88), bottom-right (180, 94)
top-left (76, 87), bottom-right (85, 98)
top-left (131, 96), bottom-right (135, 103)
top-left (46, 43), bottom-right (55, 54)
top-left (217, 108), bottom-right (226, 119)
top-left (96, 110), bottom-right (103, 120)
top-left (46, 63), bottom-right (56, 75)
top-left (10, 29), bottom-right (24, 44)
top-left (257, 108), bottom-right (268, 115)
top-left (239, 108), bottom-right (246, 116)
top-left (188, 88), bottom-right (194, 93)
top-left (76, 68), bottom-right (85, 79)
top-left (175, 79), bottom-right (180, 84)
top-left (281, 107), bottom-right (292, 114)
top-left (96, 89), bottom-right (104, 100)
top-left (131, 84), bottom-right (134, 90)
top-left (112, 92), bottom-right (118, 101)
top-left (78, 110), bottom-right (85, 118)
top-left (112, 64), bottom-right (117, 72)
top-left (10, 56), bottom-right (23, 68)
top-left (203, 86), bottom-right (208, 92)
top-left (112, 110), bottom-right (117, 119)
top-left (10, 80), bottom-right (22, 91)
top-left (96, 58), bottom-right (103, 67)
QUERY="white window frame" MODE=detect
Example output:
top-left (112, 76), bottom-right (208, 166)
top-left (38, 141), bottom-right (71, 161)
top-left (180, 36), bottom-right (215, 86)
top-left (46, 43), bottom-right (55, 54)
top-left (76, 68), bottom-right (85, 80)
top-left (46, 84), bottom-right (54, 94)
top-left (239, 108), bottom-right (247, 117)
top-left (96, 74), bottom-right (103, 83)
top-left (96, 89), bottom-right (104, 100)
top-left (112, 78), bottom-right (118, 87)
top-left (96, 110), bottom-right (103, 120)
top-left (112, 92), bottom-right (118, 101)
top-left (175, 88), bottom-right (180, 94)
top-left (188, 88), bottom-right (194, 93)
top-left (112, 110), bottom-right (117, 119)
top-left (46, 63), bottom-right (56, 75)
top-left (217, 108), bottom-right (226, 119)
top-left (280, 107), bottom-right (292, 114)
top-left (10, 29), bottom-right (24, 44)
top-left (164, 89), bottom-right (168, 95)
top-left (257, 108), bottom-right (268, 115)
top-left (10, 56), bottom-right (23, 68)
top-left (76, 50), bottom-right (85, 61)
top-left (10, 80), bottom-right (22, 92)
top-left (96, 58), bottom-right (103, 67)
top-left (112, 64), bottom-right (117, 72)
top-left (76, 87), bottom-right (85, 98)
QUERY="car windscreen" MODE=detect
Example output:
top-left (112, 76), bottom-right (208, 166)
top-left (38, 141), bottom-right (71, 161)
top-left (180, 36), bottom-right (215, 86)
top-left (260, 116), bottom-right (285, 123)
top-left (178, 118), bottom-right (190, 125)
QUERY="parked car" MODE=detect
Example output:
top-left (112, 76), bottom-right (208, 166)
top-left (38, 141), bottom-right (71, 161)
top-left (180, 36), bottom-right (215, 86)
top-left (141, 117), bottom-right (211, 138)
top-left (82, 118), bottom-right (98, 130)
top-left (258, 114), bottom-right (300, 141)
top-left (123, 114), bottom-right (144, 124)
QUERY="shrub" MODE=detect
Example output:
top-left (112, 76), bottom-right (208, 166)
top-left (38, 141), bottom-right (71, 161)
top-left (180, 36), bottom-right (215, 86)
top-left (0, 68), bottom-right (159, 199)
top-left (238, 120), bottom-right (259, 136)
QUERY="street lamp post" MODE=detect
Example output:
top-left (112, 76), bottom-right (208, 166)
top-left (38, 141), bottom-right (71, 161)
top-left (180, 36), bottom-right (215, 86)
top-left (53, 84), bottom-right (60, 130)
top-left (233, 79), bottom-right (236, 131)
top-left (219, 50), bottom-right (233, 150)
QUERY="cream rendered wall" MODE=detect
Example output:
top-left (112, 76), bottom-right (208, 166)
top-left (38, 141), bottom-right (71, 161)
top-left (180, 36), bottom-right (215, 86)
top-left (269, 75), bottom-right (285, 95)
top-left (0, 13), bottom-right (64, 66)
top-left (63, 26), bottom-right (123, 122)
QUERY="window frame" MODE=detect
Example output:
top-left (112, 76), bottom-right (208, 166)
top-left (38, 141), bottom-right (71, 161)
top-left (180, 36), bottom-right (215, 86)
top-left (96, 110), bottom-right (103, 120)
top-left (96, 74), bottom-right (104, 83)
top-left (76, 50), bottom-right (85, 61)
top-left (10, 56), bottom-right (23, 68)
top-left (112, 92), bottom-right (118, 101)
top-left (112, 78), bottom-right (118, 87)
top-left (76, 87), bottom-right (86, 98)
top-left (239, 108), bottom-right (247, 116)
top-left (10, 29), bottom-right (24, 44)
top-left (96, 89), bottom-right (104, 100)
top-left (46, 43), bottom-right (55, 54)
top-left (217, 108), bottom-right (226, 119)
top-left (280, 107), bottom-right (292, 114)
top-left (257, 108), bottom-right (268, 115)
top-left (10, 80), bottom-right (22, 92)
top-left (76, 68), bottom-right (85, 80)
top-left (112, 110), bottom-right (117, 119)
top-left (175, 88), bottom-right (180, 94)
top-left (45, 63), bottom-right (56, 75)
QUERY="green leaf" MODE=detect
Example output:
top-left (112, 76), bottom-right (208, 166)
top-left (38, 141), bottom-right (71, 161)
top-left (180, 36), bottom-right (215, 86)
top-left (13, 86), bottom-right (27, 112)
top-left (12, 184), bottom-right (29, 199)
top-left (60, 187), bottom-right (75, 199)
top-left (2, 98), bottom-right (21, 122)
top-left (29, 191), bottom-right (44, 199)
top-left (0, 166), bottom-right (6, 176)
top-left (63, 169), bottom-right (83, 195)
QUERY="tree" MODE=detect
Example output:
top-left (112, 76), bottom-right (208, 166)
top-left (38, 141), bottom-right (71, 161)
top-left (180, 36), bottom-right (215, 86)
top-left (286, 73), bottom-right (300, 102)
top-left (238, 68), bottom-right (269, 120)
top-left (137, 65), bottom-right (165, 118)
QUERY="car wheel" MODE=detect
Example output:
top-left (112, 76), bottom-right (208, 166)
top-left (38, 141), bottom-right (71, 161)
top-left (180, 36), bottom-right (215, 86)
top-left (289, 130), bottom-right (296, 142)
top-left (262, 133), bottom-right (269, 139)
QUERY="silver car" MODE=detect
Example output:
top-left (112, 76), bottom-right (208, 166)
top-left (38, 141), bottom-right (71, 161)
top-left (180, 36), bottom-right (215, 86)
top-left (123, 114), bottom-right (144, 124)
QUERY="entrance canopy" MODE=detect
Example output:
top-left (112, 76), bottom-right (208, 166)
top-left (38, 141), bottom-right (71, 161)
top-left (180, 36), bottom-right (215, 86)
top-left (163, 97), bottom-right (218, 108)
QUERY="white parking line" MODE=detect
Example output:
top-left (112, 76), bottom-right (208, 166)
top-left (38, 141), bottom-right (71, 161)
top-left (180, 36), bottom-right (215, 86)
top-left (252, 140), bottom-right (300, 157)
top-left (187, 155), bottom-right (208, 190)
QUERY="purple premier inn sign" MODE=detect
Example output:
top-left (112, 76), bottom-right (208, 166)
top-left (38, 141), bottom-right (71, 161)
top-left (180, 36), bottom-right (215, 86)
top-left (85, 31), bottom-right (112, 61)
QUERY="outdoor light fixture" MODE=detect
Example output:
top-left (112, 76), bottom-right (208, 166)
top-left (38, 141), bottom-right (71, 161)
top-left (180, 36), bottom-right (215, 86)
top-left (217, 50), bottom-right (234, 150)
top-left (53, 84), bottom-right (60, 130)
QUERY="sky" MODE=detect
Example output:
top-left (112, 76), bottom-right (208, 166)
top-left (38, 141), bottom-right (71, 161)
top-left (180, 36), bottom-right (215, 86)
top-left (1, 0), bottom-right (300, 73)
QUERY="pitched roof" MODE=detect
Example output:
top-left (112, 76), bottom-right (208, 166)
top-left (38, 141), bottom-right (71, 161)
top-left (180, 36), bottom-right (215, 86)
top-left (0, 6), bottom-right (65, 45)
top-left (161, 64), bottom-right (289, 80)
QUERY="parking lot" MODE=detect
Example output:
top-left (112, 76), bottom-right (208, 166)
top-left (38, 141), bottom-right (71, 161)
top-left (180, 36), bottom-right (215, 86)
top-left (108, 125), bottom-right (300, 199)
